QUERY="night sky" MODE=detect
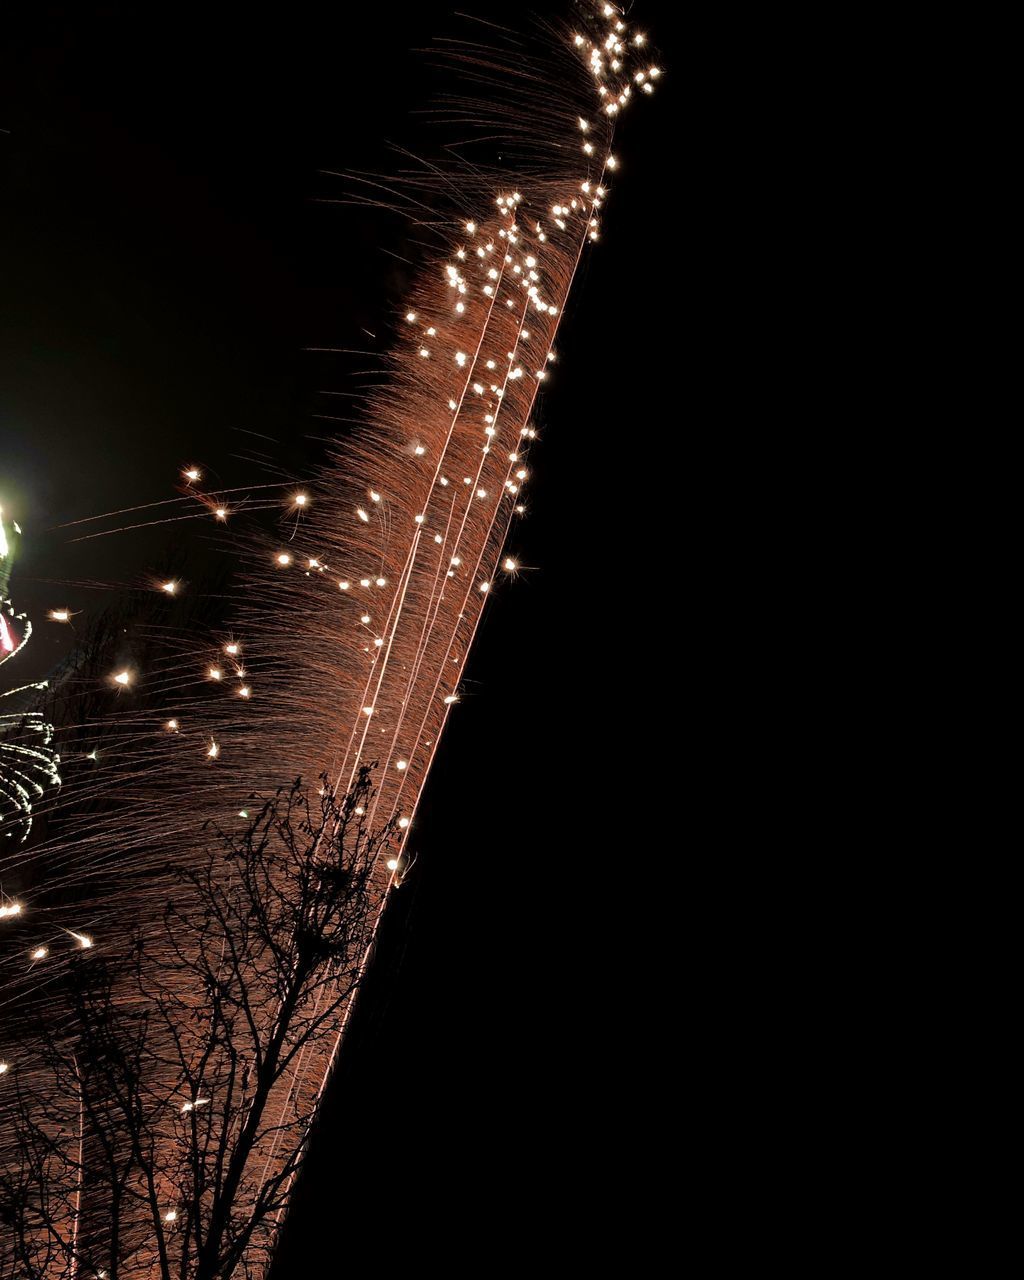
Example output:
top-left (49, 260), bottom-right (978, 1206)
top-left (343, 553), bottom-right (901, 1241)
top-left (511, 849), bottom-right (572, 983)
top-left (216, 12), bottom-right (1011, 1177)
top-left (2, 4), bottom-right (682, 1270)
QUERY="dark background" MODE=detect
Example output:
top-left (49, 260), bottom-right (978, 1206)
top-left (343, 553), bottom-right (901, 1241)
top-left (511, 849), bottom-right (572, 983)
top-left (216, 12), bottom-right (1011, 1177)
top-left (2, 4), bottom-right (688, 1272)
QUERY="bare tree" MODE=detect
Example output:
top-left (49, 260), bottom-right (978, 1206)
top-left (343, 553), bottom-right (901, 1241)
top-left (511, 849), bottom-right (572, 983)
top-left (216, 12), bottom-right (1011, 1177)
top-left (1, 766), bottom-right (400, 1279)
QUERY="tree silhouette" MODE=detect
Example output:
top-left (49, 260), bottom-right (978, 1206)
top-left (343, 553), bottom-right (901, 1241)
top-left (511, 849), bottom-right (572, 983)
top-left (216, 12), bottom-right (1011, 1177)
top-left (1, 766), bottom-right (399, 1279)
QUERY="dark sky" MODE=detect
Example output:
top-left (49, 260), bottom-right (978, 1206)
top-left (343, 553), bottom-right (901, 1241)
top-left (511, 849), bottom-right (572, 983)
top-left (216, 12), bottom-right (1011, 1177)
top-left (2, 4), bottom-right (684, 1272)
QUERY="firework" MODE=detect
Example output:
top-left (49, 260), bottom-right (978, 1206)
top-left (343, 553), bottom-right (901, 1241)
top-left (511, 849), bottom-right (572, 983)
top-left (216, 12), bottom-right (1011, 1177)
top-left (0, 6), bottom-right (661, 1276)
top-left (0, 506), bottom-right (61, 849)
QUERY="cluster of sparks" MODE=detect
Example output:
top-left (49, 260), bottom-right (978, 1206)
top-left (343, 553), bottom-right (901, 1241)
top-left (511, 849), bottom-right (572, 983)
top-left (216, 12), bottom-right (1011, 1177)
top-left (0, 506), bottom-right (61, 848)
top-left (0, 6), bottom-right (660, 1276)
